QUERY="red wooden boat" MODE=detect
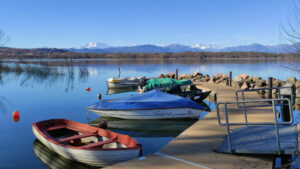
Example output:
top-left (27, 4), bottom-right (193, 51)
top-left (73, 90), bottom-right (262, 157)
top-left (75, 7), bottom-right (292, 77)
top-left (32, 119), bottom-right (141, 167)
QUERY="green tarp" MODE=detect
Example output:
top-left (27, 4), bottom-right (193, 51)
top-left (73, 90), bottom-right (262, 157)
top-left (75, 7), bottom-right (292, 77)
top-left (144, 78), bottom-right (192, 92)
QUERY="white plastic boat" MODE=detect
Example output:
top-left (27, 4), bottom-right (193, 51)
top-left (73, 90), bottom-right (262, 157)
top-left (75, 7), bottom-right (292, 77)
top-left (107, 76), bottom-right (146, 89)
top-left (87, 90), bottom-right (206, 119)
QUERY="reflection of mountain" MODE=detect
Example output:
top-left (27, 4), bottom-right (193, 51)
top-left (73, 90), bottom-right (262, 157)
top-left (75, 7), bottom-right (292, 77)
top-left (33, 140), bottom-right (96, 169)
top-left (0, 62), bottom-right (89, 91)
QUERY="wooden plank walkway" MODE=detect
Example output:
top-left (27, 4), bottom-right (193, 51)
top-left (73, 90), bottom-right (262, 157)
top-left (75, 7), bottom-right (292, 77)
top-left (105, 83), bottom-right (285, 169)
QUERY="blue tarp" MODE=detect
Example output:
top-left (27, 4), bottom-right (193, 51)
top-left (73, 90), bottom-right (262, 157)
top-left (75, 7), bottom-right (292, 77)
top-left (87, 90), bottom-right (205, 110)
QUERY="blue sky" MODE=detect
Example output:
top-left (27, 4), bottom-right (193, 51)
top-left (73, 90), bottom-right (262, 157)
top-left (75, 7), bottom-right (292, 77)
top-left (0, 0), bottom-right (294, 48)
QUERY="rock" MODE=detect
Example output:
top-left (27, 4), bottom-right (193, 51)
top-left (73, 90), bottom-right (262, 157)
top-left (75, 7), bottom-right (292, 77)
top-left (296, 80), bottom-right (300, 88)
top-left (158, 74), bottom-right (166, 78)
top-left (295, 98), bottom-right (300, 105)
top-left (215, 78), bottom-right (227, 84)
top-left (178, 73), bottom-right (192, 80)
top-left (272, 79), bottom-right (281, 87)
top-left (286, 77), bottom-right (297, 85)
top-left (216, 73), bottom-right (223, 79)
top-left (166, 72), bottom-right (175, 79)
top-left (255, 79), bottom-right (267, 88)
top-left (219, 80), bottom-right (228, 86)
top-left (209, 76), bottom-right (216, 83)
top-left (192, 72), bottom-right (203, 78)
top-left (272, 89), bottom-right (278, 94)
top-left (241, 82), bottom-right (249, 90)
top-left (250, 83), bottom-right (255, 89)
top-left (280, 83), bottom-right (296, 95)
top-left (222, 74), bottom-right (228, 79)
top-left (204, 77), bottom-right (210, 82)
top-left (232, 75), bottom-right (244, 88)
top-left (233, 75), bottom-right (243, 83)
top-left (239, 73), bottom-right (249, 80)
top-left (296, 81), bottom-right (300, 98)
top-left (249, 76), bottom-right (262, 83)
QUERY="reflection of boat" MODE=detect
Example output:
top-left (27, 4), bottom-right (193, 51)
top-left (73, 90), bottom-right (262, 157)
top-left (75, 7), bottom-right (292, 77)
top-left (33, 140), bottom-right (95, 169)
top-left (87, 90), bottom-right (206, 119)
top-left (106, 87), bottom-right (136, 95)
top-left (89, 117), bottom-right (197, 133)
top-left (32, 119), bottom-right (141, 167)
top-left (107, 76), bottom-right (146, 89)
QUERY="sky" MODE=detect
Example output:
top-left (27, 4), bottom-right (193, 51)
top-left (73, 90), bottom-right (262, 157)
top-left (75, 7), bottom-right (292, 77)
top-left (0, 0), bottom-right (295, 48)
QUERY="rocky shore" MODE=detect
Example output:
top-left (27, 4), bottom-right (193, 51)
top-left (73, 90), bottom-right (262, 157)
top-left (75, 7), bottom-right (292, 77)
top-left (157, 72), bottom-right (300, 105)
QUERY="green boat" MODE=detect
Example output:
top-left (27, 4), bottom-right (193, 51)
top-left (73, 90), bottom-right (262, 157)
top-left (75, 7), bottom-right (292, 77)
top-left (138, 78), bottom-right (211, 101)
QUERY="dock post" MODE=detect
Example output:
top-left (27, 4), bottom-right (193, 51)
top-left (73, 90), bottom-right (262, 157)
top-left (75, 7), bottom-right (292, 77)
top-left (268, 77), bottom-right (273, 99)
top-left (176, 69), bottom-right (178, 80)
top-left (228, 71), bottom-right (232, 86)
top-left (281, 95), bottom-right (291, 122)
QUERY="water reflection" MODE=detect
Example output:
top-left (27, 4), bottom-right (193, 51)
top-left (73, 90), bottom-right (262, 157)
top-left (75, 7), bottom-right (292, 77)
top-left (33, 140), bottom-right (97, 169)
top-left (0, 62), bottom-right (89, 90)
top-left (106, 88), bottom-right (137, 95)
top-left (89, 117), bottom-right (198, 137)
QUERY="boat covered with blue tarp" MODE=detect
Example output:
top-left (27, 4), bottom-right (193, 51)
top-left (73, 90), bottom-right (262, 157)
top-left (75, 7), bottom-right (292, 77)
top-left (87, 90), bottom-right (206, 119)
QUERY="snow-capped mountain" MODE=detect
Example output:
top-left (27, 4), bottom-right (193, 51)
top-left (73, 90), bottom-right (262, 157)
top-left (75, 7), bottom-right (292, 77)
top-left (69, 42), bottom-right (294, 53)
top-left (78, 42), bottom-right (110, 49)
top-left (191, 44), bottom-right (220, 50)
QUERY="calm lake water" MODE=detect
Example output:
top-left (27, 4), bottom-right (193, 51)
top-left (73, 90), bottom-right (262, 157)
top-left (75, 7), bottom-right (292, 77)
top-left (0, 58), bottom-right (300, 169)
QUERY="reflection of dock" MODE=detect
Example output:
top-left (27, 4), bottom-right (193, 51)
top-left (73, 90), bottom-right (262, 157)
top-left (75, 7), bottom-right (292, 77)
top-left (104, 83), bottom-right (299, 169)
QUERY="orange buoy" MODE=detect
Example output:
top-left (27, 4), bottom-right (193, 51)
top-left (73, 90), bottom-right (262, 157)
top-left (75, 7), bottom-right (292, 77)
top-left (13, 116), bottom-right (20, 122)
top-left (137, 89), bottom-right (140, 93)
top-left (12, 111), bottom-right (20, 122)
top-left (12, 111), bottom-right (20, 118)
top-left (86, 87), bottom-right (91, 92)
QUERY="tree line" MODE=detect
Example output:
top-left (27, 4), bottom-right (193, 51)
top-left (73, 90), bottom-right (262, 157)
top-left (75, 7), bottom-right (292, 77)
top-left (0, 47), bottom-right (297, 60)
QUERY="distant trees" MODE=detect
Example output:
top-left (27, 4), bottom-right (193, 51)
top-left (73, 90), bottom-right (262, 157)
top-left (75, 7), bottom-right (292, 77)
top-left (0, 47), bottom-right (288, 59)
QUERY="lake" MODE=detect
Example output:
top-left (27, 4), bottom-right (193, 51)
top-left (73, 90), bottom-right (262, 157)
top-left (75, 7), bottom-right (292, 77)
top-left (0, 58), bottom-right (300, 168)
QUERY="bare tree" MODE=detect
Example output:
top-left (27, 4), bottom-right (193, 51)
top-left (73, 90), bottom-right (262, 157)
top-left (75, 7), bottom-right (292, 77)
top-left (280, 0), bottom-right (300, 54)
top-left (280, 0), bottom-right (300, 72)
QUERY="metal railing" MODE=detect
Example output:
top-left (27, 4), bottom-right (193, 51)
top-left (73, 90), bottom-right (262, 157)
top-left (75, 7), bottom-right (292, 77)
top-left (234, 86), bottom-right (294, 125)
top-left (216, 98), bottom-right (293, 155)
top-left (235, 86), bottom-right (294, 107)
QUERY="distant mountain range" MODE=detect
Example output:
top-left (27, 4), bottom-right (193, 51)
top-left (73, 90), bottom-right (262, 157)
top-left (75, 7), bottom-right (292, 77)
top-left (68, 42), bottom-right (296, 53)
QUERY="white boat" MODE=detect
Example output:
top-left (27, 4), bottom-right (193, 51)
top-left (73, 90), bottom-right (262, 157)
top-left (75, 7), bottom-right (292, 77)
top-left (32, 119), bottom-right (141, 167)
top-left (87, 90), bottom-right (206, 119)
top-left (107, 76), bottom-right (146, 89)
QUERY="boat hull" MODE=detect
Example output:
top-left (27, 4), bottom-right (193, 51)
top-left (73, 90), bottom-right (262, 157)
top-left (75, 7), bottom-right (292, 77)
top-left (88, 108), bottom-right (204, 119)
top-left (32, 126), bottom-right (140, 167)
top-left (107, 82), bottom-right (138, 89)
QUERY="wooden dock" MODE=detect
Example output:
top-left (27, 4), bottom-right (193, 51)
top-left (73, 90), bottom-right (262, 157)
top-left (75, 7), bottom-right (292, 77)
top-left (105, 83), bottom-right (298, 169)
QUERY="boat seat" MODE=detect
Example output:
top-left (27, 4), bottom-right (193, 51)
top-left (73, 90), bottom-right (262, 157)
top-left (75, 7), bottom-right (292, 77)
top-left (58, 133), bottom-right (98, 143)
top-left (46, 125), bottom-right (66, 131)
top-left (81, 139), bottom-right (115, 149)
